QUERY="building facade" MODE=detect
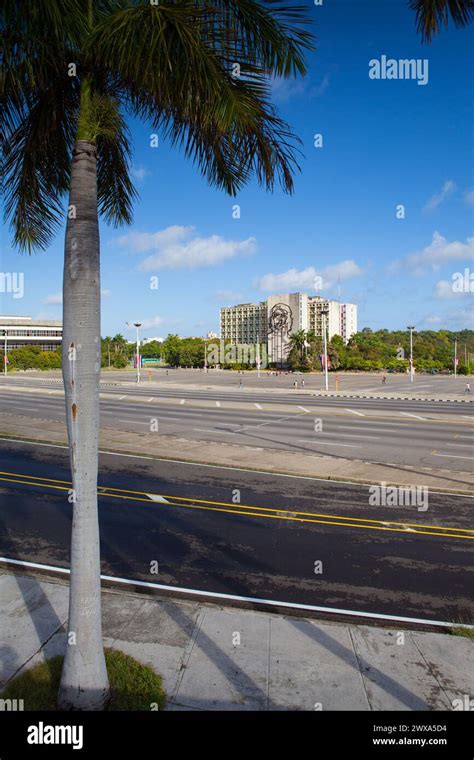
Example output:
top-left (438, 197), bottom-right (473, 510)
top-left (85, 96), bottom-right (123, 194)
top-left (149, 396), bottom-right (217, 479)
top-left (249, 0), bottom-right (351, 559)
top-left (219, 301), bottom-right (267, 345)
top-left (339, 303), bottom-right (358, 345)
top-left (0, 316), bottom-right (62, 351)
top-left (220, 294), bottom-right (357, 365)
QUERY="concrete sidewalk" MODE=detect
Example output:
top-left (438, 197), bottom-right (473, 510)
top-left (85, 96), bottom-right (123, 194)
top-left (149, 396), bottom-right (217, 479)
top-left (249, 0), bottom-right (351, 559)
top-left (1, 571), bottom-right (472, 711)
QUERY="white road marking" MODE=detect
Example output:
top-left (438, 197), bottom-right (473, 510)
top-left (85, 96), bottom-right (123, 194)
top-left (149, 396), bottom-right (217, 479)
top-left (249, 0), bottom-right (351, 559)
top-left (216, 401), bottom-right (221, 407)
top-left (2, 557), bottom-right (465, 629)
top-left (345, 408), bottom-right (365, 417)
top-left (119, 395), bottom-right (127, 400)
top-left (238, 413), bottom-right (300, 432)
top-left (180, 399), bottom-right (185, 405)
top-left (148, 397), bottom-right (154, 402)
top-left (431, 453), bottom-right (474, 460)
top-left (333, 425), bottom-right (386, 432)
top-left (298, 440), bottom-right (361, 448)
top-left (298, 406), bottom-right (311, 413)
top-left (326, 433), bottom-right (381, 440)
top-left (401, 412), bottom-right (426, 421)
top-left (381, 522), bottom-right (416, 532)
top-left (146, 494), bottom-right (170, 503)
top-left (463, 416), bottom-right (474, 420)
top-left (254, 403), bottom-right (263, 409)
top-left (117, 419), bottom-right (144, 424)
top-left (446, 443), bottom-right (474, 448)
top-left (193, 428), bottom-right (235, 435)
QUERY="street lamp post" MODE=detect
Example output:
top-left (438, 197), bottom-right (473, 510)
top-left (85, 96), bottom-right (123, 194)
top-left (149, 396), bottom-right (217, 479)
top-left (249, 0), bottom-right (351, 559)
top-left (322, 310), bottom-right (329, 392)
top-left (454, 335), bottom-right (458, 379)
top-left (127, 321), bottom-right (142, 383)
top-left (3, 329), bottom-right (7, 376)
top-left (256, 334), bottom-right (261, 378)
top-left (407, 326), bottom-right (415, 383)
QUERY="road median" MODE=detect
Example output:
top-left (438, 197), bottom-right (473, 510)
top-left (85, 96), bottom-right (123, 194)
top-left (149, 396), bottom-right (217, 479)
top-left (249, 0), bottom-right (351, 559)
top-left (1, 416), bottom-right (472, 494)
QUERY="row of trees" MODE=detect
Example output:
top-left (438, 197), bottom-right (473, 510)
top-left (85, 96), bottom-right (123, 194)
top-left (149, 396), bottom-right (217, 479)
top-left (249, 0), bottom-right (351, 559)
top-left (287, 328), bottom-right (474, 373)
top-left (1, 345), bottom-right (62, 370)
top-left (3, 325), bottom-right (467, 374)
top-left (3, 329), bottom-right (473, 373)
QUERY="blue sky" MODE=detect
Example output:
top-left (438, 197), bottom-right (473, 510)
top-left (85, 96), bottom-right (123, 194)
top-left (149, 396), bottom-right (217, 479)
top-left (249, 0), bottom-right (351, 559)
top-left (2, 0), bottom-right (473, 340)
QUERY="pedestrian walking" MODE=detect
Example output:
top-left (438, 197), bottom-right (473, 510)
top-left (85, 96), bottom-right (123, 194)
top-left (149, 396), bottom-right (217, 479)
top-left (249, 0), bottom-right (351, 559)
top-left (382, 374), bottom-right (386, 384)
top-left (301, 379), bottom-right (305, 388)
top-left (465, 382), bottom-right (471, 393)
top-left (293, 380), bottom-right (297, 389)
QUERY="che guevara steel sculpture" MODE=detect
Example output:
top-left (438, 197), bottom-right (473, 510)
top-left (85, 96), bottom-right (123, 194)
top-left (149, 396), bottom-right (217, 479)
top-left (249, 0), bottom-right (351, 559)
top-left (268, 303), bottom-right (293, 368)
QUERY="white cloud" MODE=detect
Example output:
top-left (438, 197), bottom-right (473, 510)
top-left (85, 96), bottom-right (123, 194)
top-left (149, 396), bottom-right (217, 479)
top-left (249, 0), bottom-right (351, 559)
top-left (314, 73), bottom-right (330, 96)
top-left (270, 73), bottom-right (330, 103)
top-left (434, 278), bottom-right (473, 299)
top-left (117, 226), bottom-right (193, 253)
top-left (255, 260), bottom-right (363, 292)
top-left (464, 189), bottom-right (474, 207)
top-left (270, 76), bottom-right (307, 102)
top-left (424, 314), bottom-right (444, 325)
top-left (404, 232), bottom-right (474, 275)
top-left (422, 306), bottom-right (473, 329)
top-left (117, 225), bottom-right (256, 271)
top-left (131, 165), bottom-right (150, 182)
top-left (44, 292), bottom-right (62, 304)
top-left (215, 290), bottom-right (244, 303)
top-left (434, 280), bottom-right (455, 299)
top-left (126, 316), bottom-right (163, 331)
top-left (423, 180), bottom-right (456, 212)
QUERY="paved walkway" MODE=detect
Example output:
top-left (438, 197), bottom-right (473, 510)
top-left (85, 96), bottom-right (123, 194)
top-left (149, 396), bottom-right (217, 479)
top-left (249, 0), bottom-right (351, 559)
top-left (1, 571), bottom-right (472, 711)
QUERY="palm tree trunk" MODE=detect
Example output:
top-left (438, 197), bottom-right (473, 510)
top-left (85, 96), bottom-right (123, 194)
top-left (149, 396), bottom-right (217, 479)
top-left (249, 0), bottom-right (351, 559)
top-left (58, 140), bottom-right (110, 711)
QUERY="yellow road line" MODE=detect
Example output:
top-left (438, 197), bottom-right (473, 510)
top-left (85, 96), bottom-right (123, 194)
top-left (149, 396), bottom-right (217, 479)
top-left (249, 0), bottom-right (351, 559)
top-left (1, 470), bottom-right (472, 534)
top-left (1, 473), bottom-right (472, 540)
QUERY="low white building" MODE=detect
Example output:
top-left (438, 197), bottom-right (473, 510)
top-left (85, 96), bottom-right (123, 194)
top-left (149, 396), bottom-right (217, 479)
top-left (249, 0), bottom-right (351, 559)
top-left (0, 315), bottom-right (62, 351)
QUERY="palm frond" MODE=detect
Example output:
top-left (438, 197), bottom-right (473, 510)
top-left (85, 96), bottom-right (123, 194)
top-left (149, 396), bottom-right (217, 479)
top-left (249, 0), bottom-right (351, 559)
top-left (2, 74), bottom-right (78, 252)
top-left (408, 0), bottom-right (474, 41)
top-left (197, 0), bottom-right (314, 76)
top-left (91, 2), bottom-right (308, 194)
top-left (96, 101), bottom-right (138, 226)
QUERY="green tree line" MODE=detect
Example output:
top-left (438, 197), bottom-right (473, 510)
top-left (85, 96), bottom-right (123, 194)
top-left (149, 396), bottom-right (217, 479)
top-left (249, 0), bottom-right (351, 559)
top-left (287, 328), bottom-right (474, 373)
top-left (3, 329), bottom-right (472, 373)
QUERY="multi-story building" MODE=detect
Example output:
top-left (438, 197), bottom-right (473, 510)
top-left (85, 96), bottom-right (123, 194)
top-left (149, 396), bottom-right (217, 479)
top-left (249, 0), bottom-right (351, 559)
top-left (219, 301), bottom-right (267, 345)
top-left (339, 303), bottom-right (358, 345)
top-left (308, 297), bottom-right (341, 341)
top-left (0, 315), bottom-right (62, 351)
top-left (220, 294), bottom-right (357, 365)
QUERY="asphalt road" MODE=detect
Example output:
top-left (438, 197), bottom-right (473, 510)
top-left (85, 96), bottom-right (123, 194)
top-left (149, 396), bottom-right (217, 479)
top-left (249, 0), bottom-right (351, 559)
top-left (0, 440), bottom-right (472, 624)
top-left (1, 386), bottom-right (473, 471)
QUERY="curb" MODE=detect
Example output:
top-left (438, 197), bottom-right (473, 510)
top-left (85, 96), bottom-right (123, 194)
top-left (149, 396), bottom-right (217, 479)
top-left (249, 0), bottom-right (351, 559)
top-left (310, 393), bottom-right (472, 403)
